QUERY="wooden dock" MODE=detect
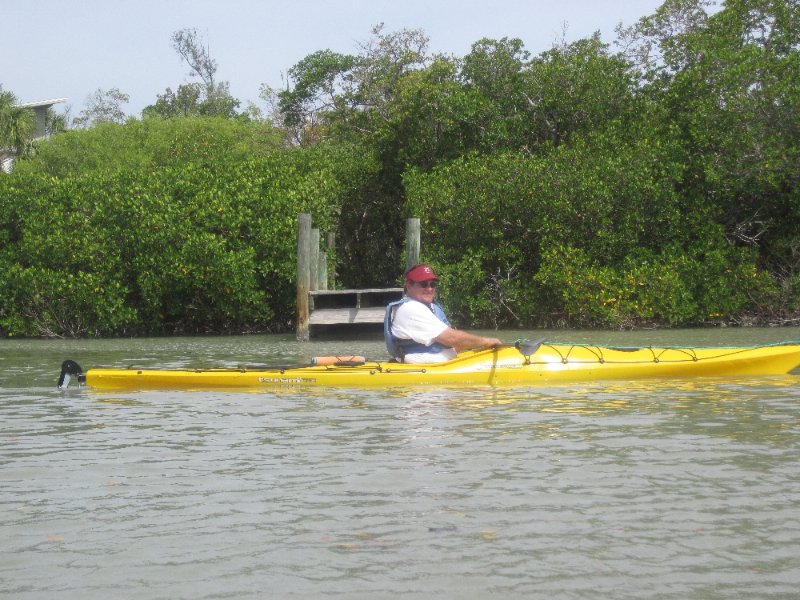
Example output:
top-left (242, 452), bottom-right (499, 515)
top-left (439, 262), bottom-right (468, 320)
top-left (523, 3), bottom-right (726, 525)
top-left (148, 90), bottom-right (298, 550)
top-left (309, 288), bottom-right (403, 327)
top-left (296, 214), bottom-right (419, 340)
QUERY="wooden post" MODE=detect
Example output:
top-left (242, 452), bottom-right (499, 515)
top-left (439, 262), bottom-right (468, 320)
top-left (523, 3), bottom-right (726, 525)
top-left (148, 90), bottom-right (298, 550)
top-left (326, 231), bottom-right (336, 288)
top-left (310, 228), bottom-right (320, 291)
top-left (318, 251), bottom-right (328, 291)
top-left (406, 217), bottom-right (420, 271)
top-left (296, 213), bottom-right (312, 341)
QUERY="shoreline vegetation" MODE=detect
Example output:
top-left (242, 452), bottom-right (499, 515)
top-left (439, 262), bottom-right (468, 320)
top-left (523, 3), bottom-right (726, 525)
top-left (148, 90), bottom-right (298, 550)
top-left (1, 1), bottom-right (798, 338)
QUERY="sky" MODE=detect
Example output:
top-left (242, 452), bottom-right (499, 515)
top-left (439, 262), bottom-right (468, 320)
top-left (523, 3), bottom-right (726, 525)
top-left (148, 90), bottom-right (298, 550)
top-left (2, 0), bottom-right (666, 118)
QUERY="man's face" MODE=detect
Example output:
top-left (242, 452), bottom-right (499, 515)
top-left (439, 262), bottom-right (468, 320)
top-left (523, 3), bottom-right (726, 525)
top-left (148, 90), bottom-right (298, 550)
top-left (406, 279), bottom-right (438, 304)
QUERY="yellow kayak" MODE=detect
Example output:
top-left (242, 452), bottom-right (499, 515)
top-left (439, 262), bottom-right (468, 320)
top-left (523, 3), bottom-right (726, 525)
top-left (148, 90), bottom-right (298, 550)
top-left (58, 340), bottom-right (800, 391)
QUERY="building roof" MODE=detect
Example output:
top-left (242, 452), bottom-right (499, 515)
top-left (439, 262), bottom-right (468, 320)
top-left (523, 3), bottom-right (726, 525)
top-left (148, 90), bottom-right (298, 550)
top-left (16, 98), bottom-right (68, 109)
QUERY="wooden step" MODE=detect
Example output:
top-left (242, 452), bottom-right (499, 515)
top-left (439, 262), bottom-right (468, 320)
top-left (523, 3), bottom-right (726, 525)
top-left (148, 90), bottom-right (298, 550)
top-left (309, 307), bottom-right (388, 325)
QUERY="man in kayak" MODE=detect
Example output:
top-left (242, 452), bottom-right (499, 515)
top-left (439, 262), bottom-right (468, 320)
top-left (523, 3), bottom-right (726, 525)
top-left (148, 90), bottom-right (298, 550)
top-left (384, 264), bottom-right (502, 363)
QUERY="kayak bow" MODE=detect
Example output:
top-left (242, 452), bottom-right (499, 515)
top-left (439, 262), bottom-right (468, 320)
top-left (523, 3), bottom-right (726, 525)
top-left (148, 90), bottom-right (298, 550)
top-left (58, 340), bottom-right (800, 391)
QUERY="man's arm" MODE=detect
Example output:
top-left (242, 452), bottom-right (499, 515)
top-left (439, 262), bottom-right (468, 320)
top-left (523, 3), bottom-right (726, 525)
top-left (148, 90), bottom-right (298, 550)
top-left (435, 327), bottom-right (502, 352)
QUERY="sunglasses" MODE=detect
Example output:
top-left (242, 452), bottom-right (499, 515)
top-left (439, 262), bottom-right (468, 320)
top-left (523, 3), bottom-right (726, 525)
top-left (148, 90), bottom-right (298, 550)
top-left (414, 280), bottom-right (438, 289)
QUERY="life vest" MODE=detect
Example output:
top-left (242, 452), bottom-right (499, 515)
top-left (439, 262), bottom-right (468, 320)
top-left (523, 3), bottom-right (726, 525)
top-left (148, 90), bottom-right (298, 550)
top-left (384, 297), bottom-right (451, 360)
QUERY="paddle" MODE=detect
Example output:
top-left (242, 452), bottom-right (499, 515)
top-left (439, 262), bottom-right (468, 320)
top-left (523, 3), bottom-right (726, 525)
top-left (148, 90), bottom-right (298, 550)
top-left (58, 360), bottom-right (85, 389)
top-left (514, 338), bottom-right (547, 356)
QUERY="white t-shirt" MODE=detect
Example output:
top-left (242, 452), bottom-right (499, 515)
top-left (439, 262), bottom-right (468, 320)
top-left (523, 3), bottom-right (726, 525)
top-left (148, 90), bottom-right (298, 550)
top-left (390, 299), bottom-right (457, 363)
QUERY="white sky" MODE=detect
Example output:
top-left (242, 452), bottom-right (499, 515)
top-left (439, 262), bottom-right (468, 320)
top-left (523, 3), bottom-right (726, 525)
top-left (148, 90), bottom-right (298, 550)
top-left (2, 0), bottom-right (666, 117)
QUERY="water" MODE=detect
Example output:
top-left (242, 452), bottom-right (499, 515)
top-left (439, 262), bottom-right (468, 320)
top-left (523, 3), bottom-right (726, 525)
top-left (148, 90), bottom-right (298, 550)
top-left (2, 329), bottom-right (800, 599)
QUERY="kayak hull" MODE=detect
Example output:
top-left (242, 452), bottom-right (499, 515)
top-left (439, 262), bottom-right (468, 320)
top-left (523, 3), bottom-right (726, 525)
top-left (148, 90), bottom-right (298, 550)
top-left (82, 342), bottom-right (800, 391)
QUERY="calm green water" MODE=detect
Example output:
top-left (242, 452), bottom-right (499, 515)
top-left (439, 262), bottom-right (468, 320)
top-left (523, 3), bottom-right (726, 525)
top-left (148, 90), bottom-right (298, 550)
top-left (2, 329), bottom-right (800, 599)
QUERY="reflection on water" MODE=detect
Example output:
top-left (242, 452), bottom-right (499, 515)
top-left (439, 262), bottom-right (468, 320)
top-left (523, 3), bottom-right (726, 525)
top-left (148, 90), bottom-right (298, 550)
top-left (2, 330), bottom-right (800, 599)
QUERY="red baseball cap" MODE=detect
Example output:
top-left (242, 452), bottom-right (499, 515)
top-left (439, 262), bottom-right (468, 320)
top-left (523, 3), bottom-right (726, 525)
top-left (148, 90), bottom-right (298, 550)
top-left (405, 264), bottom-right (439, 282)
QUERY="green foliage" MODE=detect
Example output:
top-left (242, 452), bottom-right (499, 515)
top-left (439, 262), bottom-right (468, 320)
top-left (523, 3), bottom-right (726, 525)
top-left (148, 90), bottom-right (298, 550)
top-left (0, 88), bottom-right (36, 158)
top-left (15, 117), bottom-right (284, 177)
top-left (142, 28), bottom-right (245, 120)
top-left (382, 58), bottom-right (477, 169)
top-left (278, 50), bottom-right (357, 134)
top-left (72, 88), bottom-right (130, 127)
top-left (274, 26), bottom-right (439, 287)
top-left (459, 37), bottom-right (532, 151)
top-left (404, 121), bottom-right (779, 328)
top-left (143, 83), bottom-right (244, 119)
top-left (534, 243), bottom-right (765, 328)
top-left (0, 265), bottom-right (136, 337)
top-left (5, 2), bottom-right (799, 334)
top-left (0, 140), bottom-right (343, 336)
top-left (657, 0), bottom-right (800, 284)
top-left (326, 140), bottom-right (397, 287)
top-left (524, 36), bottom-right (642, 147)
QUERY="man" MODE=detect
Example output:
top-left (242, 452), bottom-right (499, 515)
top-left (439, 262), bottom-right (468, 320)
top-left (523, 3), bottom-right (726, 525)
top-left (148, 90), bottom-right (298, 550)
top-left (384, 264), bottom-right (502, 363)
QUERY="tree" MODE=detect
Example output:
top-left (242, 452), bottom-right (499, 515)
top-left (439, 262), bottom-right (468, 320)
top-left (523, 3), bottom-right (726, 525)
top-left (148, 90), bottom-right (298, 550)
top-left (172, 28), bottom-right (218, 90)
top-left (523, 34), bottom-right (641, 148)
top-left (72, 87), bottom-right (130, 127)
top-left (350, 23), bottom-right (431, 117)
top-left (459, 37), bottom-right (531, 149)
top-left (270, 25), bottom-right (438, 285)
top-left (45, 109), bottom-right (68, 137)
top-left (275, 24), bottom-right (432, 144)
top-left (143, 28), bottom-right (242, 119)
top-left (615, 0), bottom-right (718, 80)
top-left (276, 50), bottom-right (357, 145)
top-left (0, 88), bottom-right (36, 161)
top-left (640, 0), bottom-right (800, 287)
